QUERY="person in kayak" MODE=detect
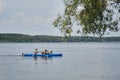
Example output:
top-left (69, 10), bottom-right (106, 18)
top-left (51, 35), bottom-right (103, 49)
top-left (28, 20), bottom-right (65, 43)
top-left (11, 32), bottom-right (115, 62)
top-left (41, 49), bottom-right (52, 54)
top-left (50, 51), bottom-right (53, 54)
top-left (34, 48), bottom-right (38, 54)
top-left (45, 49), bottom-right (49, 54)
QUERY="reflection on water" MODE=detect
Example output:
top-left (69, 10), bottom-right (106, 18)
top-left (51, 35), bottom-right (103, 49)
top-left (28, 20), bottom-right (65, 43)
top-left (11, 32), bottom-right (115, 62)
top-left (0, 43), bottom-right (120, 80)
top-left (21, 56), bottom-right (62, 64)
top-left (33, 56), bottom-right (52, 64)
top-left (33, 56), bottom-right (53, 61)
top-left (22, 56), bottom-right (62, 61)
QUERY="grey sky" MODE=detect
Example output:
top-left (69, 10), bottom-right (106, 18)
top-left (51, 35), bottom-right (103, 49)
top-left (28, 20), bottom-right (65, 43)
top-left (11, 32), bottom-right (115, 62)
top-left (0, 0), bottom-right (64, 36)
top-left (0, 0), bottom-right (119, 36)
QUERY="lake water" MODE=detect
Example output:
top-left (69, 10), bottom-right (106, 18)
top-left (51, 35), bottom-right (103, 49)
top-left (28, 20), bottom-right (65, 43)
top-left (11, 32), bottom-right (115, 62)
top-left (0, 42), bottom-right (120, 80)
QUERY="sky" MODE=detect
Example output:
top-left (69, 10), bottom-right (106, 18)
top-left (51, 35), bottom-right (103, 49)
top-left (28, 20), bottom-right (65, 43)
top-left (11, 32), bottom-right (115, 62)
top-left (0, 0), bottom-right (119, 36)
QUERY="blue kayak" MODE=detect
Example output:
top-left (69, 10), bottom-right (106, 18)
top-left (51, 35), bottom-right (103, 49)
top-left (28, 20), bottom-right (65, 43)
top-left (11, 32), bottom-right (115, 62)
top-left (22, 53), bottom-right (62, 57)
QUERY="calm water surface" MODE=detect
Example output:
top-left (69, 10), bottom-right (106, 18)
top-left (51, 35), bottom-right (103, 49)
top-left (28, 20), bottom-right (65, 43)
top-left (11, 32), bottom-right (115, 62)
top-left (0, 42), bottom-right (120, 80)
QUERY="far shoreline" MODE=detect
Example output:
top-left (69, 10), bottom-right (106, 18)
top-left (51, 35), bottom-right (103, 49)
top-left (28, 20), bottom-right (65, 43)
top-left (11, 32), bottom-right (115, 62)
top-left (0, 33), bottom-right (120, 42)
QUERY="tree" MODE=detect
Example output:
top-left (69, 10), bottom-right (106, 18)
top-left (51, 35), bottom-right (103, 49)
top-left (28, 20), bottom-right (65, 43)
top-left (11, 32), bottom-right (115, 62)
top-left (53, 0), bottom-right (120, 37)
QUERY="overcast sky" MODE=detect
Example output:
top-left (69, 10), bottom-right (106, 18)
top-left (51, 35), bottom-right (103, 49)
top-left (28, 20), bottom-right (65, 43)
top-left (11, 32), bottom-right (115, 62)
top-left (0, 0), bottom-right (119, 36)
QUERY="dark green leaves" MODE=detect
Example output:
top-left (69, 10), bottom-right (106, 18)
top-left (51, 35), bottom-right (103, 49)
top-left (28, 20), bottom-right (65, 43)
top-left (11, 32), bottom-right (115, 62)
top-left (53, 0), bottom-right (120, 37)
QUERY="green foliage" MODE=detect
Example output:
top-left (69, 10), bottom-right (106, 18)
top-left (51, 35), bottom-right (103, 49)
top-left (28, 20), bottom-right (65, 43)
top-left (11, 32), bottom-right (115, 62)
top-left (0, 33), bottom-right (120, 42)
top-left (53, 0), bottom-right (120, 37)
top-left (0, 33), bottom-right (63, 42)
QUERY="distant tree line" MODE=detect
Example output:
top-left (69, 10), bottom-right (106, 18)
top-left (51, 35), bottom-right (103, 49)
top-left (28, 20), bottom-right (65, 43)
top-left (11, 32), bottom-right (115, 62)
top-left (0, 33), bottom-right (120, 42)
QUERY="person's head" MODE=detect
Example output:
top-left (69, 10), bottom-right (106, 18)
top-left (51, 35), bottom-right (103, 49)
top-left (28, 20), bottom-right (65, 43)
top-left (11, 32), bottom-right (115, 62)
top-left (45, 49), bottom-right (47, 51)
top-left (35, 48), bottom-right (38, 51)
top-left (50, 51), bottom-right (53, 53)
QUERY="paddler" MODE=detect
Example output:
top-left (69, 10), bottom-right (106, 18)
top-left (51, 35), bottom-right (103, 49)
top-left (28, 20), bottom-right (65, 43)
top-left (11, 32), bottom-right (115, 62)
top-left (34, 48), bottom-right (38, 54)
top-left (41, 49), bottom-right (52, 54)
top-left (45, 49), bottom-right (49, 54)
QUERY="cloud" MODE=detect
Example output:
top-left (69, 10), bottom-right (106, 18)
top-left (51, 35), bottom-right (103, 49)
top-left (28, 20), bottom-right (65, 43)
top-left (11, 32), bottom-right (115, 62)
top-left (12, 12), bottom-right (25, 18)
top-left (0, 12), bottom-right (24, 24)
top-left (0, 0), bottom-right (6, 14)
top-left (22, 15), bottom-right (52, 26)
top-left (51, 0), bottom-right (64, 16)
top-left (0, 12), bottom-right (52, 26)
top-left (0, 0), bottom-right (64, 26)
